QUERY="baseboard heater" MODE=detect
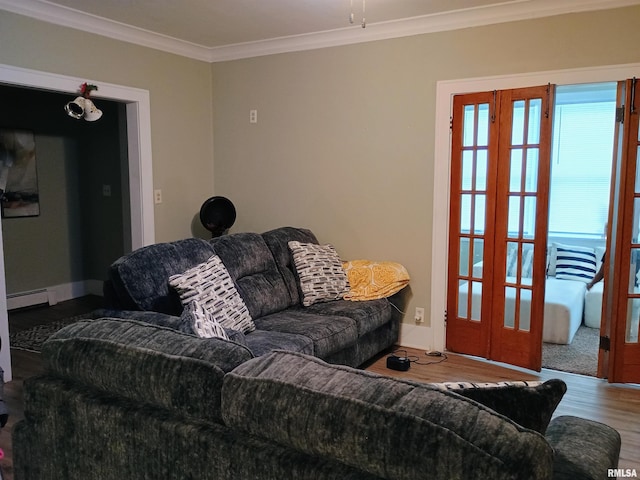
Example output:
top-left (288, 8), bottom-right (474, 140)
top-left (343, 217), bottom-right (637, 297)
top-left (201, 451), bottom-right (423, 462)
top-left (6, 288), bottom-right (51, 310)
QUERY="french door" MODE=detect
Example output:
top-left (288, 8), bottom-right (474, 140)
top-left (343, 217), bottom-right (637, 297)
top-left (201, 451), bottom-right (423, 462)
top-left (447, 85), bottom-right (553, 371)
top-left (606, 78), bottom-right (640, 383)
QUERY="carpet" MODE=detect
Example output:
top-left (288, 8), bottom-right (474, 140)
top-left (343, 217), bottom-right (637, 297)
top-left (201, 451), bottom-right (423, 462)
top-left (10, 314), bottom-right (95, 353)
top-left (542, 325), bottom-right (599, 376)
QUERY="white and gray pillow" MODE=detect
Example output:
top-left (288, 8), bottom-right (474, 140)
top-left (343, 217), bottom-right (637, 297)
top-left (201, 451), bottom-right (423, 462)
top-left (180, 300), bottom-right (229, 340)
top-left (288, 241), bottom-right (350, 307)
top-left (428, 380), bottom-right (542, 391)
top-left (169, 254), bottom-right (255, 334)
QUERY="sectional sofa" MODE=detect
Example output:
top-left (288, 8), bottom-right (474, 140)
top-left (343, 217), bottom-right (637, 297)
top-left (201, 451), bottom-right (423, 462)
top-left (101, 226), bottom-right (404, 367)
top-left (13, 318), bottom-right (621, 480)
top-left (12, 227), bottom-right (622, 479)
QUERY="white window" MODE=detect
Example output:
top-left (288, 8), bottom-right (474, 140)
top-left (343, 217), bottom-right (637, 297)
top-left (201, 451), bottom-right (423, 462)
top-left (548, 82), bottom-right (617, 238)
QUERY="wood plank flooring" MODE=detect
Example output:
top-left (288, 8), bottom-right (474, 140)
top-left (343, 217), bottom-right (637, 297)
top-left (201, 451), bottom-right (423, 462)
top-left (1, 297), bottom-right (639, 479)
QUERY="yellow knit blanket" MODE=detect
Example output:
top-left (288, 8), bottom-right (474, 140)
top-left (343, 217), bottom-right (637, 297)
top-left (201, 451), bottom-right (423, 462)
top-left (342, 260), bottom-right (410, 301)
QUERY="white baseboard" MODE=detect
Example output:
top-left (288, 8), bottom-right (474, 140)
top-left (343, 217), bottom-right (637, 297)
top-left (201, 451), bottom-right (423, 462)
top-left (7, 280), bottom-right (103, 310)
top-left (6, 288), bottom-right (49, 310)
top-left (398, 322), bottom-right (445, 352)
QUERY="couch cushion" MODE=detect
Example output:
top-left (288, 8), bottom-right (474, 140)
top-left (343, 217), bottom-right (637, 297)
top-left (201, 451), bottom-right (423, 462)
top-left (244, 330), bottom-right (314, 357)
top-left (253, 310), bottom-right (358, 358)
top-left (300, 298), bottom-right (392, 336)
top-left (212, 233), bottom-right (292, 318)
top-left (107, 238), bottom-right (215, 315)
top-left (42, 336), bottom-right (228, 423)
top-left (545, 416), bottom-right (621, 480)
top-left (49, 318), bottom-right (253, 373)
top-left (169, 254), bottom-right (255, 334)
top-left (262, 227), bottom-right (319, 306)
top-left (288, 241), bottom-right (350, 306)
top-left (222, 351), bottom-right (554, 480)
top-left (43, 318), bottom-right (253, 423)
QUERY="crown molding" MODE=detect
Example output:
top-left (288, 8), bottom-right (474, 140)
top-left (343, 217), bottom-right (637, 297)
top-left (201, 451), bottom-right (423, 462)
top-left (1, 0), bottom-right (639, 63)
top-left (208, 0), bottom-right (640, 62)
top-left (0, 0), bottom-right (212, 61)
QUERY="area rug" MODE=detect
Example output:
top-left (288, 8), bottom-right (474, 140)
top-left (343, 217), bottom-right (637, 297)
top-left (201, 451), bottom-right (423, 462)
top-left (10, 314), bottom-right (95, 353)
top-left (542, 325), bottom-right (599, 376)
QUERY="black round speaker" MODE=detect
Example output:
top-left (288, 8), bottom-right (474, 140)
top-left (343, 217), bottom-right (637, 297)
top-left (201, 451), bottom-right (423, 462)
top-left (199, 196), bottom-right (236, 237)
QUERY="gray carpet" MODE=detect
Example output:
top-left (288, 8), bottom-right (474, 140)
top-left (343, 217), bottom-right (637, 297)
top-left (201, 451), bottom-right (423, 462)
top-left (542, 325), bottom-right (599, 376)
top-left (9, 314), bottom-right (95, 353)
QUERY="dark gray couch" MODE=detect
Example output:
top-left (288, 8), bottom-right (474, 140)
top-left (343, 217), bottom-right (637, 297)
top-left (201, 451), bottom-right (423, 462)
top-left (13, 226), bottom-right (621, 479)
top-left (102, 226), bottom-right (401, 367)
top-left (14, 318), bottom-right (620, 480)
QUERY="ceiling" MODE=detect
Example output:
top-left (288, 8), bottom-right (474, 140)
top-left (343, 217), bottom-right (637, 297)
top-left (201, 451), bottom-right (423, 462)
top-left (1, 0), bottom-right (639, 62)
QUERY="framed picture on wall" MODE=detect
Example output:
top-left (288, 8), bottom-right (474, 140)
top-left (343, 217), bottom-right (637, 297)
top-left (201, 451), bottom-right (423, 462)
top-left (0, 128), bottom-right (40, 218)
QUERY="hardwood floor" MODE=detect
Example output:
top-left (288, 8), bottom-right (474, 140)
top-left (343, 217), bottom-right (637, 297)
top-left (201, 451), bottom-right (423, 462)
top-left (1, 298), bottom-right (639, 478)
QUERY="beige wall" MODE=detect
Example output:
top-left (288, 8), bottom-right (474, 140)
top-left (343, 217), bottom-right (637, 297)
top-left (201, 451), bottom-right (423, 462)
top-left (211, 6), bottom-right (640, 340)
top-left (0, 10), bottom-right (215, 243)
top-left (2, 5), bottom-right (640, 343)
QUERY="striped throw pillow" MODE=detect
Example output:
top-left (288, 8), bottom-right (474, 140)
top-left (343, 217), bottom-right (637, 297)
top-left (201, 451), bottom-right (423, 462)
top-left (554, 244), bottom-right (597, 283)
top-left (169, 255), bottom-right (255, 334)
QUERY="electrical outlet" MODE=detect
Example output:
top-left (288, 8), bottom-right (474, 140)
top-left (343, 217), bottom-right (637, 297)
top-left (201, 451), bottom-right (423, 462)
top-left (415, 307), bottom-right (425, 323)
top-left (249, 109), bottom-right (258, 124)
top-left (154, 189), bottom-right (162, 204)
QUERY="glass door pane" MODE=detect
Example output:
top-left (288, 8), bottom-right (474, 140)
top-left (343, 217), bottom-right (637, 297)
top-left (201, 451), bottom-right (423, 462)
top-left (501, 98), bottom-right (541, 332)
top-left (455, 102), bottom-right (489, 322)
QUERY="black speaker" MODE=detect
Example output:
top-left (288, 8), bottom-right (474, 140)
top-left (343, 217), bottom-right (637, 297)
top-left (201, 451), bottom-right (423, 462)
top-left (387, 354), bottom-right (411, 371)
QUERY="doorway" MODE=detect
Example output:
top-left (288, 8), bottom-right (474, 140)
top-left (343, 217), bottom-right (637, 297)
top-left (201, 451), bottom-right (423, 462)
top-left (447, 82), bottom-right (620, 374)
top-left (0, 63), bottom-right (156, 381)
top-left (432, 63), bottom-right (640, 383)
top-left (540, 82), bottom-right (617, 377)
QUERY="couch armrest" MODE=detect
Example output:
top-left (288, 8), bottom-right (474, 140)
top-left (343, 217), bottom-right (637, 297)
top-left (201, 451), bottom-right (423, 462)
top-left (545, 415), bottom-right (620, 480)
top-left (40, 337), bottom-right (228, 423)
top-left (42, 318), bottom-right (255, 423)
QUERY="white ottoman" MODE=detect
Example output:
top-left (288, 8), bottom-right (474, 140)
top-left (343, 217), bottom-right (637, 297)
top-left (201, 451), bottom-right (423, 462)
top-left (584, 282), bottom-right (603, 329)
top-left (542, 277), bottom-right (586, 345)
top-left (458, 277), bottom-right (585, 344)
